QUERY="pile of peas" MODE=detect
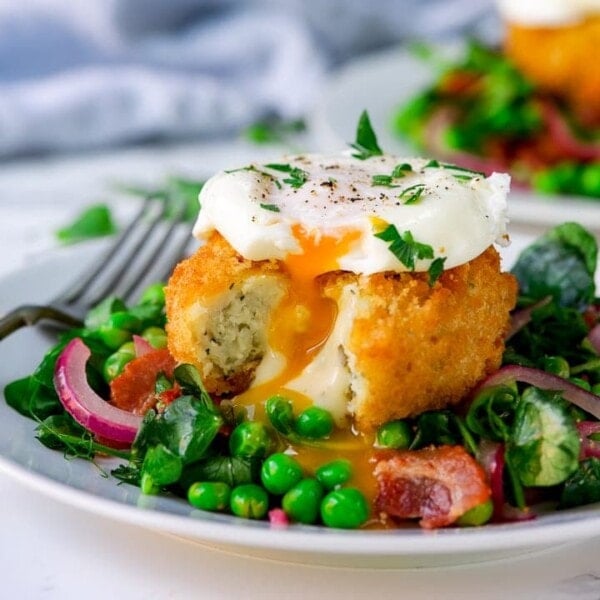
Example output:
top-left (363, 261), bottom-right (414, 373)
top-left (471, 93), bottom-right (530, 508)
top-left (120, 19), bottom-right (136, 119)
top-left (97, 283), bottom-right (169, 383)
top-left (186, 398), bottom-right (370, 529)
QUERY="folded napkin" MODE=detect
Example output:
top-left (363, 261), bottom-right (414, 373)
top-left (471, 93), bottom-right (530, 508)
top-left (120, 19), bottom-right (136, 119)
top-left (0, 0), bottom-right (497, 157)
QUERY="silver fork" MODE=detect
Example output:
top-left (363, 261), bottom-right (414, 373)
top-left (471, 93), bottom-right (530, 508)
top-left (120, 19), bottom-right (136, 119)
top-left (0, 196), bottom-right (193, 340)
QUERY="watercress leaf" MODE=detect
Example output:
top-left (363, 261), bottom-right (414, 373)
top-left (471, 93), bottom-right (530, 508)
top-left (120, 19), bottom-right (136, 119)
top-left (128, 303), bottom-right (166, 329)
top-left (547, 221), bottom-right (598, 276)
top-left (111, 463), bottom-right (141, 486)
top-left (508, 300), bottom-right (590, 364)
top-left (141, 443), bottom-right (183, 487)
top-left (507, 387), bottom-right (580, 487)
top-left (133, 395), bottom-right (222, 465)
top-left (512, 222), bottom-right (597, 309)
top-left (179, 456), bottom-right (261, 490)
top-left (560, 458), bottom-right (600, 508)
top-left (5, 376), bottom-right (60, 420)
top-left (410, 410), bottom-right (462, 449)
top-left (56, 204), bottom-right (117, 245)
top-left (466, 384), bottom-right (518, 442)
top-left (350, 110), bottom-right (383, 160)
top-left (85, 296), bottom-right (128, 331)
top-left (36, 414), bottom-right (129, 460)
top-left (173, 364), bottom-right (214, 410)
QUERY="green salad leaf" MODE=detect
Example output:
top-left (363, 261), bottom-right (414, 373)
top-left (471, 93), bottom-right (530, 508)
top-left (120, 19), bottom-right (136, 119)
top-left (512, 222), bottom-right (597, 310)
top-left (350, 110), bottom-right (383, 160)
top-left (507, 387), bottom-right (580, 487)
top-left (56, 204), bottom-right (117, 245)
top-left (560, 458), bottom-right (600, 508)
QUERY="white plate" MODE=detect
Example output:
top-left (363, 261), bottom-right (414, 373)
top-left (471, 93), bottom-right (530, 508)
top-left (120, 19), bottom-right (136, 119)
top-left (1, 239), bottom-right (600, 569)
top-left (310, 45), bottom-right (600, 232)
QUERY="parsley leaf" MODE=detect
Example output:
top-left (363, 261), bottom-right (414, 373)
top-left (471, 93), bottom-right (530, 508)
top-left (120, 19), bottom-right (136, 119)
top-left (374, 225), bottom-right (434, 270)
top-left (260, 203), bottom-right (280, 212)
top-left (398, 183), bottom-right (426, 204)
top-left (392, 163), bottom-right (413, 177)
top-left (350, 110), bottom-right (383, 160)
top-left (264, 163), bottom-right (308, 188)
top-left (428, 256), bottom-right (447, 285)
top-left (56, 204), bottom-right (117, 245)
top-left (372, 174), bottom-right (400, 187)
top-left (226, 165), bottom-right (283, 189)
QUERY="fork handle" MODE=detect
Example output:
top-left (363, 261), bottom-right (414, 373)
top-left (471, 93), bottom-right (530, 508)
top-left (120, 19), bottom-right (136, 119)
top-left (0, 305), bottom-right (83, 340)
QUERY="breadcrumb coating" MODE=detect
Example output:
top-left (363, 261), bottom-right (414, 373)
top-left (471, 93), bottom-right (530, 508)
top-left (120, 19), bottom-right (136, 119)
top-left (166, 235), bottom-right (517, 430)
top-left (504, 17), bottom-right (600, 125)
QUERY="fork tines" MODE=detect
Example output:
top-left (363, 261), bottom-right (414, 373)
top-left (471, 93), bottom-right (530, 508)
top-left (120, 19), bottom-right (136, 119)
top-left (57, 196), bottom-right (192, 310)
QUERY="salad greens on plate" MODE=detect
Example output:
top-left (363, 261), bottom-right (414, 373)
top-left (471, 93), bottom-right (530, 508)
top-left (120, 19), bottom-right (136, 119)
top-left (393, 41), bottom-right (600, 199)
top-left (5, 219), bottom-right (600, 529)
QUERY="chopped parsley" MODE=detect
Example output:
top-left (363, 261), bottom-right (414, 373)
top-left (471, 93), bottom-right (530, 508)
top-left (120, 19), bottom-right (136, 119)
top-left (350, 110), bottom-right (383, 160)
top-left (392, 163), bottom-right (413, 177)
top-left (428, 256), bottom-right (447, 285)
top-left (264, 163), bottom-right (308, 189)
top-left (374, 225), bottom-right (434, 270)
top-left (375, 225), bottom-right (446, 286)
top-left (372, 163), bottom-right (414, 187)
top-left (398, 183), bottom-right (426, 204)
top-left (423, 160), bottom-right (485, 181)
top-left (225, 165), bottom-right (283, 189)
top-left (372, 174), bottom-right (400, 188)
top-left (260, 203), bottom-right (280, 212)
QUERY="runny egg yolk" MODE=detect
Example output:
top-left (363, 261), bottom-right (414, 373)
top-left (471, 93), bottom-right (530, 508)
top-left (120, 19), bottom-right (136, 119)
top-left (234, 224), bottom-right (359, 409)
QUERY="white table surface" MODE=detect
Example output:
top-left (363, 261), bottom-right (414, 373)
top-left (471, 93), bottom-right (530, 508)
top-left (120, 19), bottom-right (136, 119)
top-left (2, 140), bottom-right (600, 599)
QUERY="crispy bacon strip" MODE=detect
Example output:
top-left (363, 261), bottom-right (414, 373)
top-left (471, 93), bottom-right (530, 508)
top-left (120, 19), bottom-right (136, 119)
top-left (374, 445), bottom-right (490, 529)
top-left (110, 348), bottom-right (177, 415)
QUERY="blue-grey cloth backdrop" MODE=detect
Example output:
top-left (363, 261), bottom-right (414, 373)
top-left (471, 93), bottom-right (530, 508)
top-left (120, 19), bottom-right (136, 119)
top-left (0, 0), bottom-right (497, 157)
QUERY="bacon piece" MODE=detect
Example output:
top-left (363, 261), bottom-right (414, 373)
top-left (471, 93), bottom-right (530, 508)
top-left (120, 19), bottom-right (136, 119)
top-left (374, 445), bottom-right (491, 529)
top-left (110, 348), bottom-right (177, 415)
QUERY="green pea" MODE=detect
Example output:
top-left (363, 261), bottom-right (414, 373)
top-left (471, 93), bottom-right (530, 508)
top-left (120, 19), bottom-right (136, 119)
top-left (570, 377), bottom-right (591, 391)
top-left (140, 472), bottom-right (158, 495)
top-left (542, 356), bottom-right (570, 379)
top-left (315, 459), bottom-right (352, 490)
top-left (98, 311), bottom-right (141, 349)
top-left (376, 420), bottom-right (413, 449)
top-left (282, 478), bottom-right (324, 524)
top-left (230, 484), bottom-right (269, 519)
top-left (261, 453), bottom-right (303, 495)
top-left (229, 422), bottom-right (273, 458)
top-left (295, 406), bottom-right (334, 439)
top-left (581, 164), bottom-right (600, 197)
top-left (139, 282), bottom-right (166, 306)
top-left (188, 482), bottom-right (231, 512)
top-left (457, 499), bottom-right (494, 527)
top-left (265, 395), bottom-right (295, 435)
top-left (320, 488), bottom-right (369, 529)
top-left (142, 326), bottom-right (167, 349)
top-left (102, 342), bottom-right (136, 382)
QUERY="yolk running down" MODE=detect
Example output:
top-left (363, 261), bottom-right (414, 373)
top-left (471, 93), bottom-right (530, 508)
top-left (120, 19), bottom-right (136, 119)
top-left (234, 224), bottom-right (360, 412)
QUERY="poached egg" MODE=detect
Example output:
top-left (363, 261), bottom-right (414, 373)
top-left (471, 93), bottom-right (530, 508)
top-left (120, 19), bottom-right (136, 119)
top-left (193, 153), bottom-right (511, 422)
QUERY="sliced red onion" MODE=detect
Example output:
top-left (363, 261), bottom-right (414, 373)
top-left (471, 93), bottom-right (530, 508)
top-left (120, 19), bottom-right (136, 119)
top-left (423, 108), bottom-right (513, 175)
top-left (587, 324), bottom-right (600, 355)
top-left (54, 338), bottom-right (142, 444)
top-left (539, 101), bottom-right (600, 161)
top-left (478, 441), bottom-right (504, 517)
top-left (132, 334), bottom-right (153, 357)
top-left (577, 421), bottom-right (600, 459)
top-left (506, 297), bottom-right (551, 340)
top-left (477, 365), bottom-right (600, 419)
